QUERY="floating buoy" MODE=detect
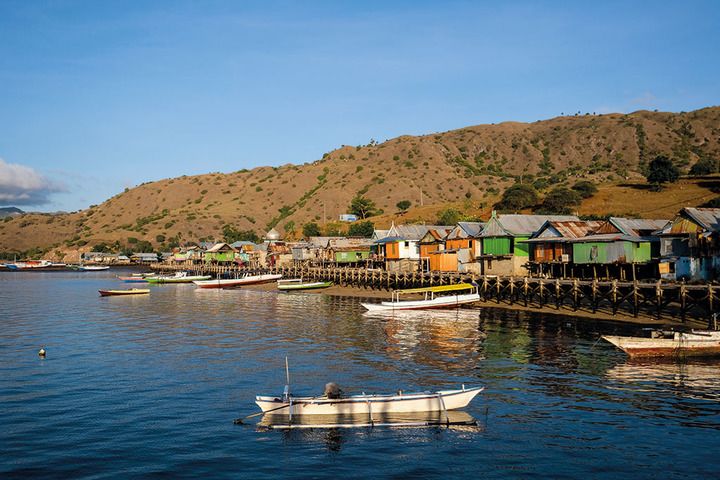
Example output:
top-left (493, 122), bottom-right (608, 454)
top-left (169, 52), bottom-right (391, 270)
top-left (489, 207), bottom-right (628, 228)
top-left (38, 347), bottom-right (46, 358)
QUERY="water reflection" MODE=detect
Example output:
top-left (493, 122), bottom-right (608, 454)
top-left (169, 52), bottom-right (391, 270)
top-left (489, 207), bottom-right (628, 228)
top-left (606, 360), bottom-right (720, 402)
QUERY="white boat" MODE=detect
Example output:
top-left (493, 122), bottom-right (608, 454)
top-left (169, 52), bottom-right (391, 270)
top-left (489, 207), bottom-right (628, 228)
top-left (277, 278), bottom-right (333, 291)
top-left (361, 283), bottom-right (481, 311)
top-left (193, 273), bottom-right (282, 288)
top-left (146, 271), bottom-right (212, 284)
top-left (4, 260), bottom-right (59, 270)
top-left (255, 385), bottom-right (484, 416)
top-left (77, 265), bottom-right (110, 271)
top-left (602, 330), bottom-right (720, 358)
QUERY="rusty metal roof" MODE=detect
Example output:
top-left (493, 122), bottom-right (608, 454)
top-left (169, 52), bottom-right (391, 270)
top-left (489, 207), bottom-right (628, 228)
top-left (683, 208), bottom-right (720, 231)
top-left (382, 224), bottom-right (454, 241)
top-left (607, 217), bottom-right (669, 236)
top-left (446, 222), bottom-right (484, 239)
top-left (527, 220), bottom-right (602, 241)
top-left (326, 237), bottom-right (374, 249)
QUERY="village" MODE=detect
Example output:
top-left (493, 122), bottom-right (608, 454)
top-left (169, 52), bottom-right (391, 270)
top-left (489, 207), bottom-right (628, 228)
top-left (84, 206), bottom-right (720, 284)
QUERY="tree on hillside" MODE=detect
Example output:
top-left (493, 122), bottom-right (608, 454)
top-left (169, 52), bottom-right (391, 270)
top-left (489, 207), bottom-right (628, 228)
top-left (222, 224), bottom-right (259, 244)
top-left (645, 155), bottom-right (680, 190)
top-left (535, 187), bottom-right (582, 214)
top-left (283, 221), bottom-right (296, 238)
top-left (571, 181), bottom-right (598, 199)
top-left (396, 200), bottom-right (411, 212)
top-left (348, 221), bottom-right (375, 237)
top-left (302, 222), bottom-right (321, 238)
top-left (494, 184), bottom-right (539, 212)
top-left (689, 156), bottom-right (719, 176)
top-left (349, 195), bottom-right (378, 219)
top-left (436, 208), bottom-right (462, 226)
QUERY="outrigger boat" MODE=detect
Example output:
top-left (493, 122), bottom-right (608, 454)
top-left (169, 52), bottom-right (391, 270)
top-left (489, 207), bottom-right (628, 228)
top-left (256, 410), bottom-right (479, 430)
top-left (602, 329), bottom-right (720, 358)
top-left (146, 272), bottom-right (212, 284)
top-left (361, 283), bottom-right (480, 311)
top-left (193, 273), bottom-right (283, 288)
top-left (277, 278), bottom-right (333, 291)
top-left (237, 358), bottom-right (484, 428)
top-left (99, 288), bottom-right (150, 296)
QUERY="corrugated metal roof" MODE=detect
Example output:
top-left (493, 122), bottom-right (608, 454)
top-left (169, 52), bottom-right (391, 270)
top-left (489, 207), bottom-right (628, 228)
top-left (307, 236), bottom-right (334, 248)
top-left (608, 217), bottom-right (669, 236)
top-left (527, 220), bottom-right (602, 241)
top-left (326, 237), bottom-right (374, 249)
top-left (446, 222), bottom-right (484, 239)
top-left (480, 214), bottom-right (579, 237)
top-left (383, 224), bottom-right (454, 241)
top-left (206, 242), bottom-right (236, 253)
top-left (683, 207), bottom-right (720, 231)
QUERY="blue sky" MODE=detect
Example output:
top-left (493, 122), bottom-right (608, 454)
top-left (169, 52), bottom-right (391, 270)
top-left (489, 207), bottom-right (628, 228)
top-left (0, 1), bottom-right (718, 212)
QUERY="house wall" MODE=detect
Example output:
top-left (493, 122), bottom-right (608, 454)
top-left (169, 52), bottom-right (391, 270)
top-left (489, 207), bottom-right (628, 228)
top-left (205, 252), bottom-right (235, 262)
top-left (386, 258), bottom-right (419, 273)
top-left (420, 244), bottom-right (441, 257)
top-left (335, 251), bottom-right (370, 263)
top-left (533, 243), bottom-right (568, 262)
top-left (385, 243), bottom-right (400, 259)
top-left (514, 236), bottom-right (531, 257)
top-left (482, 255), bottom-right (529, 276)
top-left (483, 237), bottom-right (512, 256)
top-left (573, 241), bottom-right (651, 264)
top-left (429, 252), bottom-right (457, 272)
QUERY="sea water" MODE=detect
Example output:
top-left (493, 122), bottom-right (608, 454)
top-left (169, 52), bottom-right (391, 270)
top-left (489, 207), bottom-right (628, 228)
top-left (2, 270), bottom-right (719, 479)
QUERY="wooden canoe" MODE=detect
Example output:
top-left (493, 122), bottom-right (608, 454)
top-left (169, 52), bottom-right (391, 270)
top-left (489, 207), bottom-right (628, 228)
top-left (99, 288), bottom-right (150, 296)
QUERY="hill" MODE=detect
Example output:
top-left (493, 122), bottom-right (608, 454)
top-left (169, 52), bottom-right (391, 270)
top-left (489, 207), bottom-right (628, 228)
top-left (0, 207), bottom-right (24, 218)
top-left (1, 107), bottom-right (719, 260)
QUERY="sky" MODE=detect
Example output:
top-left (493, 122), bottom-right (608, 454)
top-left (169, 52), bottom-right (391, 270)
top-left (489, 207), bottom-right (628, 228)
top-left (0, 0), bottom-right (718, 212)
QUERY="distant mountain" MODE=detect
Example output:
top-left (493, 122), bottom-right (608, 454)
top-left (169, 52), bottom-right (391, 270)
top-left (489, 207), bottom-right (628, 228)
top-left (0, 207), bottom-right (24, 218)
top-left (0, 106), bottom-right (719, 258)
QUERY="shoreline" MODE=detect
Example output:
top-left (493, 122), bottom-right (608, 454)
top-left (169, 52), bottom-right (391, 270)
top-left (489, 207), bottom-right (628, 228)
top-left (242, 282), bottom-right (706, 328)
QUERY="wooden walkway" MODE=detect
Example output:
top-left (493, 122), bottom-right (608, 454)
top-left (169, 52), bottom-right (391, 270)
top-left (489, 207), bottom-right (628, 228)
top-left (150, 263), bottom-right (719, 323)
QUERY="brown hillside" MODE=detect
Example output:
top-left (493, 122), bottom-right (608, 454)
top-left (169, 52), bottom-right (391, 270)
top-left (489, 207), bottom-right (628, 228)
top-left (1, 107), bottom-right (719, 259)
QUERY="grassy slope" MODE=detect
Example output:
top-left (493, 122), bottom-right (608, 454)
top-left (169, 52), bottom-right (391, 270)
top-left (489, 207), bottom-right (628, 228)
top-left (1, 107), bottom-right (719, 259)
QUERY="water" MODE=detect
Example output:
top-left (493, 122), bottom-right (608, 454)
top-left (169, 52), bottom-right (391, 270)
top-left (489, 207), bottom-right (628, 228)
top-left (2, 270), bottom-right (720, 479)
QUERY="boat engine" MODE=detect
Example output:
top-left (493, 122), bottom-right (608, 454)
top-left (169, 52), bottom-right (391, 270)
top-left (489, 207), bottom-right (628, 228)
top-left (324, 382), bottom-right (343, 399)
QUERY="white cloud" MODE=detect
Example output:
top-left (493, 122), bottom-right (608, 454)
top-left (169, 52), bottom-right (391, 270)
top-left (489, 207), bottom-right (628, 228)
top-left (0, 158), bottom-right (66, 206)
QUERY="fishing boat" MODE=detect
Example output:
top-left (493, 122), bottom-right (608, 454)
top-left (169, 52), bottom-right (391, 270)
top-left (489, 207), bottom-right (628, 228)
top-left (77, 265), bottom-right (110, 271)
top-left (4, 260), bottom-right (63, 270)
top-left (117, 275), bottom-right (149, 282)
top-left (602, 329), bottom-right (720, 358)
top-left (98, 288), bottom-right (150, 296)
top-left (193, 273), bottom-right (282, 288)
top-left (255, 384), bottom-right (483, 416)
top-left (361, 283), bottom-right (480, 311)
top-left (277, 278), bottom-right (333, 291)
top-left (146, 272), bottom-right (212, 284)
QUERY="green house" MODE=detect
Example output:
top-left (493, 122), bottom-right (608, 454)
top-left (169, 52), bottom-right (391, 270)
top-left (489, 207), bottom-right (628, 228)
top-left (478, 213), bottom-right (579, 275)
top-left (203, 242), bottom-right (238, 263)
top-left (571, 235), bottom-right (652, 264)
top-left (326, 238), bottom-right (373, 264)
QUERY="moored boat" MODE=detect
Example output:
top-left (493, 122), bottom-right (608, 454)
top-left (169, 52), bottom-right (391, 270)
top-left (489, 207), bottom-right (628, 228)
top-left (117, 275), bottom-right (149, 282)
top-left (256, 410), bottom-right (479, 430)
top-left (99, 288), bottom-right (150, 296)
top-left (193, 273), bottom-right (282, 288)
top-left (146, 272), bottom-right (212, 284)
top-left (277, 278), bottom-right (333, 291)
top-left (77, 265), bottom-right (110, 271)
top-left (602, 330), bottom-right (720, 358)
top-left (361, 283), bottom-right (480, 311)
top-left (4, 260), bottom-right (63, 270)
top-left (255, 385), bottom-right (484, 416)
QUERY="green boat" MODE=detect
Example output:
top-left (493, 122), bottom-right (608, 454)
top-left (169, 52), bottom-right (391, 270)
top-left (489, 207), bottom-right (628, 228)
top-left (277, 278), bottom-right (333, 291)
top-left (146, 272), bottom-right (212, 284)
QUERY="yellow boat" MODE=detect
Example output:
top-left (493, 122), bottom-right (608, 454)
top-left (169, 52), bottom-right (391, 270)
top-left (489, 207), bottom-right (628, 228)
top-left (98, 288), bottom-right (150, 297)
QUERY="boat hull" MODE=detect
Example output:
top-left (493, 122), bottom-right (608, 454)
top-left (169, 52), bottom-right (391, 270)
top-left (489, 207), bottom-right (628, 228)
top-left (257, 410), bottom-right (478, 429)
top-left (99, 289), bottom-right (150, 296)
top-left (602, 332), bottom-right (720, 358)
top-left (277, 281), bottom-right (333, 291)
top-left (361, 293), bottom-right (481, 311)
top-left (255, 386), bottom-right (483, 415)
top-left (193, 274), bottom-right (282, 288)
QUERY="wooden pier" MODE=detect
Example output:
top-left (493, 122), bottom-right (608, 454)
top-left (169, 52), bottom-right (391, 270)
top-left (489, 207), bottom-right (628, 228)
top-left (150, 263), bottom-right (719, 323)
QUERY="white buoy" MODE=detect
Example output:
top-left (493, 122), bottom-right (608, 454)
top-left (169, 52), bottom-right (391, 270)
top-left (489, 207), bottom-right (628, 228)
top-left (38, 347), bottom-right (46, 358)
